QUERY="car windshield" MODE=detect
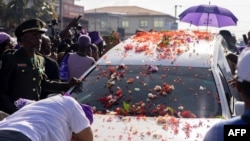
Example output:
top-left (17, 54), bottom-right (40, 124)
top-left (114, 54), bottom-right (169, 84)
top-left (71, 64), bottom-right (222, 118)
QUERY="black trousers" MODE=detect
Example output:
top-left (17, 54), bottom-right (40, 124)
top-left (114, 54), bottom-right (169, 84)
top-left (0, 130), bottom-right (31, 141)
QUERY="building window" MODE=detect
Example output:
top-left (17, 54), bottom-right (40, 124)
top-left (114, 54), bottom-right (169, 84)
top-left (154, 18), bottom-right (164, 28)
top-left (100, 21), bottom-right (107, 29)
top-left (140, 20), bottom-right (148, 27)
top-left (122, 21), bottom-right (129, 28)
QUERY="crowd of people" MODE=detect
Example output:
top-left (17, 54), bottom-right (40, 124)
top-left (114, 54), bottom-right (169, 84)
top-left (0, 18), bottom-right (84, 114)
top-left (0, 17), bottom-right (112, 141)
top-left (0, 17), bottom-right (116, 103)
top-left (0, 15), bottom-right (124, 140)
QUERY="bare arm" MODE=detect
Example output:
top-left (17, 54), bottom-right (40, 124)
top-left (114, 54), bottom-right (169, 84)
top-left (71, 127), bottom-right (93, 141)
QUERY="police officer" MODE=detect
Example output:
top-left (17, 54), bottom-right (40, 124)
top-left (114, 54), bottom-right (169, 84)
top-left (0, 18), bottom-right (81, 114)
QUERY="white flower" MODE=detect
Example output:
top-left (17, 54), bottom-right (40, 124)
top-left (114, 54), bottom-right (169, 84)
top-left (199, 86), bottom-right (206, 91)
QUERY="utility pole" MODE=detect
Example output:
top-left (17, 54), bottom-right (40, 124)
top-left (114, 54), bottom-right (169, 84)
top-left (174, 5), bottom-right (182, 22)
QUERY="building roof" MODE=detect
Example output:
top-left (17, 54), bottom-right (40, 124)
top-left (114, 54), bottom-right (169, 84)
top-left (85, 6), bottom-right (171, 16)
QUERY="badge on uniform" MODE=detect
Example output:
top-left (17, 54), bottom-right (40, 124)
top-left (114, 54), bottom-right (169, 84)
top-left (38, 68), bottom-right (44, 74)
top-left (17, 63), bottom-right (27, 67)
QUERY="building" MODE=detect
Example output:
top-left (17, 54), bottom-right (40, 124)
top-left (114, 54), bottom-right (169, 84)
top-left (57, 0), bottom-right (86, 30)
top-left (84, 6), bottom-right (177, 39)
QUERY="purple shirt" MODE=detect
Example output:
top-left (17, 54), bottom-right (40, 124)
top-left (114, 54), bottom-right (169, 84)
top-left (67, 53), bottom-right (95, 80)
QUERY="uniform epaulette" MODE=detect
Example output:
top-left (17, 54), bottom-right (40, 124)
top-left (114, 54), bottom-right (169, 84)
top-left (35, 51), bottom-right (43, 56)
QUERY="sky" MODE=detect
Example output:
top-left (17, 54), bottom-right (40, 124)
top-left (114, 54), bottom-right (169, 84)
top-left (75, 0), bottom-right (249, 39)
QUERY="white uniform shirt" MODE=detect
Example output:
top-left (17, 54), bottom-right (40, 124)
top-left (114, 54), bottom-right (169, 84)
top-left (0, 95), bottom-right (90, 141)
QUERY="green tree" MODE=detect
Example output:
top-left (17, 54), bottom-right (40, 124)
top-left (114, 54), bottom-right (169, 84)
top-left (28, 0), bottom-right (58, 22)
top-left (2, 0), bottom-right (58, 33)
top-left (5, 0), bottom-right (29, 27)
top-left (0, 0), bottom-right (7, 19)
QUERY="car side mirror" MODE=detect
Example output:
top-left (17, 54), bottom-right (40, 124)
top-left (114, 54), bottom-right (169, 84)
top-left (235, 101), bottom-right (245, 116)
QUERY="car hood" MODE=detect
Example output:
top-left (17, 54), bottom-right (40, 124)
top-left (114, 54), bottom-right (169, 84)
top-left (92, 114), bottom-right (224, 141)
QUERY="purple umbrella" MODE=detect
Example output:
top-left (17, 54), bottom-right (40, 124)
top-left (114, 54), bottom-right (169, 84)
top-left (178, 4), bottom-right (238, 31)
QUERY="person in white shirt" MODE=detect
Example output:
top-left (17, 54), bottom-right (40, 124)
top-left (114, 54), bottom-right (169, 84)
top-left (0, 94), bottom-right (93, 141)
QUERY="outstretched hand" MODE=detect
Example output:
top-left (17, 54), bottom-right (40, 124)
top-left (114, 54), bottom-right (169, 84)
top-left (68, 77), bottom-right (82, 88)
top-left (228, 77), bottom-right (237, 88)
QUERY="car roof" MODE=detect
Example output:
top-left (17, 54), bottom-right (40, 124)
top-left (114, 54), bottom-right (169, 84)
top-left (98, 30), bottom-right (219, 68)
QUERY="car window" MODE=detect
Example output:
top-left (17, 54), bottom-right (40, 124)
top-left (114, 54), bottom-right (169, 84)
top-left (218, 65), bottom-right (238, 115)
top-left (72, 65), bottom-right (222, 118)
